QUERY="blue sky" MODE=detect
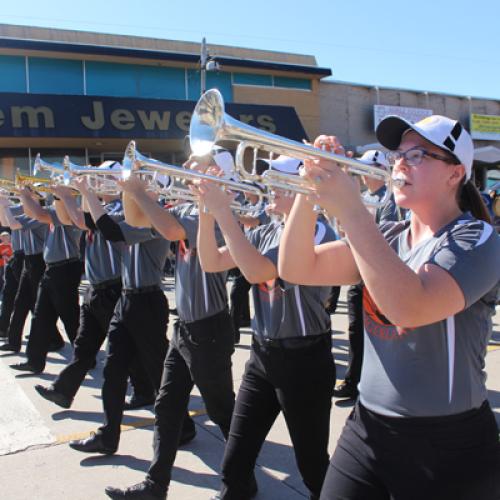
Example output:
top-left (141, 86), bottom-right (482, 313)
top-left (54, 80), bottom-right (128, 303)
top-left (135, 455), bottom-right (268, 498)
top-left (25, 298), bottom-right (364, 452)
top-left (1, 0), bottom-right (499, 100)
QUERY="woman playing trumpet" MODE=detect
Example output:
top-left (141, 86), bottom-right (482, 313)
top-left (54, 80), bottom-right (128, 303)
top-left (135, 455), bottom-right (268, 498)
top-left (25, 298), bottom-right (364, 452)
top-left (278, 115), bottom-right (500, 500)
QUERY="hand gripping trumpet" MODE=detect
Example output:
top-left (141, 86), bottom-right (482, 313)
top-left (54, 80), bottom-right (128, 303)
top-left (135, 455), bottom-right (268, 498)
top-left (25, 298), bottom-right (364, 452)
top-left (121, 140), bottom-right (270, 206)
top-left (189, 89), bottom-right (392, 208)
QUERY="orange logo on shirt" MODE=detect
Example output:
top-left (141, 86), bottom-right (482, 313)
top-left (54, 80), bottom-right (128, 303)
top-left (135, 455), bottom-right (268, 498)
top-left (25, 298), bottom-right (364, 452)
top-left (257, 279), bottom-right (283, 303)
top-left (178, 240), bottom-right (196, 263)
top-left (363, 287), bottom-right (413, 339)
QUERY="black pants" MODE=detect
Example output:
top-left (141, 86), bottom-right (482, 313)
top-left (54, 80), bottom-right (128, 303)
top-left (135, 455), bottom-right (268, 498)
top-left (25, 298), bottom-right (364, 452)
top-left (147, 309), bottom-right (235, 491)
top-left (220, 334), bottom-right (335, 500)
top-left (0, 251), bottom-right (24, 333)
top-left (53, 282), bottom-right (122, 400)
top-left (26, 260), bottom-right (82, 370)
top-left (344, 284), bottom-right (363, 387)
top-left (320, 401), bottom-right (500, 500)
top-left (230, 272), bottom-right (251, 330)
top-left (7, 254), bottom-right (62, 350)
top-left (97, 290), bottom-right (172, 449)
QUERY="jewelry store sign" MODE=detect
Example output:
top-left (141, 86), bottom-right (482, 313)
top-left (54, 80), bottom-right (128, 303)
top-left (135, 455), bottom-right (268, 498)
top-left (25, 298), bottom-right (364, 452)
top-left (373, 105), bottom-right (432, 130)
top-left (470, 114), bottom-right (500, 141)
top-left (0, 93), bottom-right (307, 141)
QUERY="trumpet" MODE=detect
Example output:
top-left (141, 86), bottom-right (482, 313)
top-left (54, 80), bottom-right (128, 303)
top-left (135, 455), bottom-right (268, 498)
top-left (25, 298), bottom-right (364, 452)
top-left (0, 178), bottom-right (22, 200)
top-left (33, 154), bottom-right (70, 185)
top-left (15, 173), bottom-right (57, 193)
top-left (189, 89), bottom-right (392, 208)
top-left (63, 157), bottom-right (122, 196)
top-left (122, 141), bottom-right (269, 203)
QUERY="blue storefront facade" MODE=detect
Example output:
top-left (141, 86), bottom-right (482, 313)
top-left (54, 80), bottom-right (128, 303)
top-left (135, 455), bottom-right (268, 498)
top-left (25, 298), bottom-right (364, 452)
top-left (0, 27), bottom-right (331, 178)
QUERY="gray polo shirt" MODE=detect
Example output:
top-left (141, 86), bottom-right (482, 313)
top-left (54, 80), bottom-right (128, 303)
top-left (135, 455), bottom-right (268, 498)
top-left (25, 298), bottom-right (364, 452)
top-left (118, 221), bottom-right (169, 290)
top-left (6, 205), bottom-right (23, 253)
top-left (359, 213), bottom-right (500, 417)
top-left (247, 219), bottom-right (335, 340)
top-left (43, 207), bottom-right (82, 264)
top-left (16, 214), bottom-right (48, 256)
top-left (84, 211), bottom-right (123, 286)
top-left (169, 203), bottom-right (228, 323)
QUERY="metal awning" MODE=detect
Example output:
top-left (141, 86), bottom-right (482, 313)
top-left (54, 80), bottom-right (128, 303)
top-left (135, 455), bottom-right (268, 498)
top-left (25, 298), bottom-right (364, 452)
top-left (474, 146), bottom-right (500, 165)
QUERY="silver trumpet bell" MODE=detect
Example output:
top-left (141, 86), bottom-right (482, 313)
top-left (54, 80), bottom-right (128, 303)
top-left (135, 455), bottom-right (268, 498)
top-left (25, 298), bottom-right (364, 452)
top-left (33, 153), bottom-right (70, 184)
top-left (189, 89), bottom-right (392, 208)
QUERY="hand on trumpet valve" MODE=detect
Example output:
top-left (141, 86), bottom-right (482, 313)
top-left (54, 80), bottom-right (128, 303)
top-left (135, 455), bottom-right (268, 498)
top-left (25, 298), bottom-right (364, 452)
top-left (299, 135), bottom-right (364, 218)
top-left (72, 176), bottom-right (91, 194)
top-left (191, 180), bottom-right (234, 217)
top-left (51, 184), bottom-right (74, 199)
top-left (116, 175), bottom-right (148, 195)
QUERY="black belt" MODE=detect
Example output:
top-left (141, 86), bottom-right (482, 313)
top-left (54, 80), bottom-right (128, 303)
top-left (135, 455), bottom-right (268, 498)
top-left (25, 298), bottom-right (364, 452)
top-left (123, 285), bottom-right (161, 295)
top-left (91, 278), bottom-right (122, 291)
top-left (253, 332), bottom-right (331, 350)
top-left (46, 257), bottom-right (81, 269)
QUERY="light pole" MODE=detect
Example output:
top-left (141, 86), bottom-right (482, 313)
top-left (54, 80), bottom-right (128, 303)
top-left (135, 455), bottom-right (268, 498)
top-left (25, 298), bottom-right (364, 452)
top-left (200, 37), bottom-right (220, 96)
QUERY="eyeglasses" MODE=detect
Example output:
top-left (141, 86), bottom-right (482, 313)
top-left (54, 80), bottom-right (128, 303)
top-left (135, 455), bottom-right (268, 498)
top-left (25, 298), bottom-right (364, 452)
top-left (386, 147), bottom-right (458, 167)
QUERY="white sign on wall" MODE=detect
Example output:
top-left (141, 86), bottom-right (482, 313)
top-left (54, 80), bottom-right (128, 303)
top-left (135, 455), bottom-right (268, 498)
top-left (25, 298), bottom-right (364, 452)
top-left (373, 105), bottom-right (433, 130)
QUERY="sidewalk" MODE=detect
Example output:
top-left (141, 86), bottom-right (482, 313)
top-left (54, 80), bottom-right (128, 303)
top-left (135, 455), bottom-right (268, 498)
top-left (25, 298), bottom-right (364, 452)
top-left (1, 281), bottom-right (499, 499)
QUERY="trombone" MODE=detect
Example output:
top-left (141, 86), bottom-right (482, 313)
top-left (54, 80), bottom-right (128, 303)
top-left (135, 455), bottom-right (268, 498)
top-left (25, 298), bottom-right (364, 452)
top-left (189, 89), bottom-right (392, 208)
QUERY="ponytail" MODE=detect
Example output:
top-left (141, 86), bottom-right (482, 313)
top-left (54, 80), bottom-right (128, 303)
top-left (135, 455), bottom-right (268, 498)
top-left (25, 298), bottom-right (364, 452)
top-left (457, 180), bottom-right (492, 223)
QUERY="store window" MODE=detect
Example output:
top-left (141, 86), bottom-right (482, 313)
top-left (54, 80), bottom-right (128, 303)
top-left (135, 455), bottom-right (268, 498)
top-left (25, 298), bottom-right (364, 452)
top-left (233, 73), bottom-right (272, 87)
top-left (274, 76), bottom-right (311, 90)
top-left (86, 61), bottom-right (186, 100)
top-left (29, 57), bottom-right (84, 95)
top-left (186, 70), bottom-right (233, 102)
top-left (0, 55), bottom-right (27, 92)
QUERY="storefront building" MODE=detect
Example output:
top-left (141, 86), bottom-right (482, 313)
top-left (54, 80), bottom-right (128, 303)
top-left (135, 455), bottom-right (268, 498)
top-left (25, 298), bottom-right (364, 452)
top-left (0, 23), bottom-right (498, 188)
top-left (0, 24), bottom-right (330, 179)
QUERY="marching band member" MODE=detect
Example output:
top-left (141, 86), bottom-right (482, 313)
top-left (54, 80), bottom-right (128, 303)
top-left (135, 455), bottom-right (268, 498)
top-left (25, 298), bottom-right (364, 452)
top-left (7, 187), bottom-right (82, 373)
top-left (195, 156), bottom-right (336, 500)
top-left (68, 180), bottom-right (195, 456)
top-left (0, 207), bottom-right (24, 338)
top-left (0, 195), bottom-right (64, 355)
top-left (104, 153), bottom-right (235, 500)
top-left (278, 116), bottom-right (500, 499)
top-left (34, 182), bottom-right (124, 408)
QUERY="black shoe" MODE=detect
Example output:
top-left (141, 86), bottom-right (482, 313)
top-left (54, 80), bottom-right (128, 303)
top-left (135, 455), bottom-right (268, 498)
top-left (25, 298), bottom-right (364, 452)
top-left (211, 475), bottom-right (258, 500)
top-left (124, 394), bottom-right (155, 410)
top-left (0, 342), bottom-right (20, 353)
top-left (69, 432), bottom-right (116, 455)
top-left (105, 480), bottom-right (166, 499)
top-left (10, 362), bottom-right (43, 374)
top-left (333, 382), bottom-right (358, 399)
top-left (35, 384), bottom-right (72, 409)
top-left (179, 426), bottom-right (196, 446)
top-left (48, 340), bottom-right (65, 352)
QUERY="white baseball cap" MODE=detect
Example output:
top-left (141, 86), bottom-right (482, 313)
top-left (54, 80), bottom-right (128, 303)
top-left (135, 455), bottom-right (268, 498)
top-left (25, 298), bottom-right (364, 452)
top-left (376, 115), bottom-right (473, 180)
top-left (262, 155), bottom-right (302, 175)
top-left (358, 150), bottom-right (389, 168)
top-left (98, 160), bottom-right (122, 170)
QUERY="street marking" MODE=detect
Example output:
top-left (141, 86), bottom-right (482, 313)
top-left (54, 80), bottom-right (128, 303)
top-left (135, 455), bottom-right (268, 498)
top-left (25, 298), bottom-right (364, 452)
top-left (55, 408), bottom-right (206, 445)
